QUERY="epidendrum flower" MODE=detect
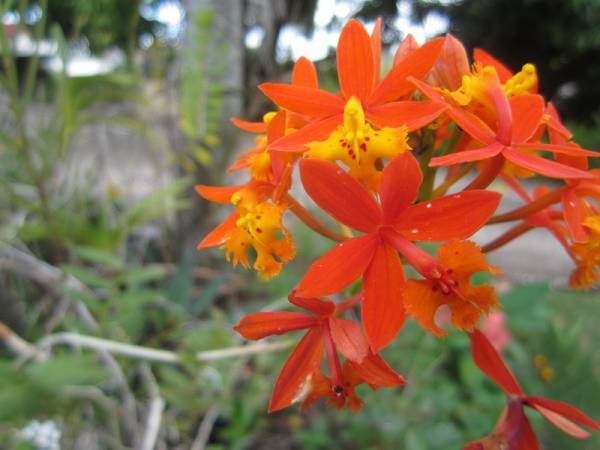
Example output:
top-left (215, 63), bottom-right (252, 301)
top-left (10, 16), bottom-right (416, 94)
top-left (411, 72), bottom-right (598, 183)
top-left (296, 152), bottom-right (501, 350)
top-left (195, 15), bottom-right (599, 443)
top-left (196, 111), bottom-right (296, 278)
top-left (260, 20), bottom-right (447, 160)
top-left (463, 329), bottom-right (600, 449)
top-left (234, 291), bottom-right (405, 412)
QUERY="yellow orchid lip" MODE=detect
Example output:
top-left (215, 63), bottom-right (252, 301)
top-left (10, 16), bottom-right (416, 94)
top-left (304, 96), bottom-right (410, 191)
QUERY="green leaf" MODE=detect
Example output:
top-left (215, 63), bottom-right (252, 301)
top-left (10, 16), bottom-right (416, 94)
top-left (26, 354), bottom-right (108, 390)
top-left (61, 264), bottom-right (114, 289)
top-left (120, 264), bottom-right (169, 286)
top-left (120, 178), bottom-right (192, 230)
top-left (72, 245), bottom-right (123, 269)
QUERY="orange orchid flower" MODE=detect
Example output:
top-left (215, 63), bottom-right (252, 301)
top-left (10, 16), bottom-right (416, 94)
top-left (410, 75), bottom-right (598, 182)
top-left (234, 291), bottom-right (405, 412)
top-left (295, 153), bottom-right (501, 350)
top-left (228, 56), bottom-right (320, 135)
top-left (196, 111), bottom-right (297, 277)
top-left (259, 20), bottom-right (447, 151)
top-left (490, 175), bottom-right (599, 290)
top-left (404, 240), bottom-right (501, 336)
top-left (545, 104), bottom-right (600, 243)
top-left (463, 329), bottom-right (600, 449)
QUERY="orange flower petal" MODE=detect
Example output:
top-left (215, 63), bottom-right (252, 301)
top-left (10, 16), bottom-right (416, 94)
top-left (268, 115), bottom-right (341, 151)
top-left (234, 312), bottom-right (318, 340)
top-left (510, 95), bottom-right (545, 144)
top-left (429, 142), bottom-right (504, 166)
top-left (432, 34), bottom-right (470, 90)
top-left (329, 317), bottom-right (369, 363)
top-left (363, 242), bottom-right (406, 352)
top-left (259, 83), bottom-right (344, 118)
top-left (296, 234), bottom-right (379, 298)
top-left (445, 106), bottom-right (497, 146)
top-left (471, 329), bottom-right (522, 396)
top-left (195, 184), bottom-right (244, 204)
top-left (292, 56), bottom-right (318, 88)
top-left (288, 291), bottom-right (336, 317)
top-left (269, 328), bottom-right (324, 412)
top-left (563, 189), bottom-right (589, 243)
top-left (369, 37), bottom-right (444, 105)
top-left (517, 142), bottom-right (599, 157)
top-left (197, 212), bottom-right (238, 249)
top-left (380, 152), bottom-right (423, 223)
top-left (517, 417), bottom-right (540, 450)
top-left (337, 19), bottom-right (375, 102)
top-left (299, 158), bottom-right (382, 232)
top-left (531, 404), bottom-right (591, 439)
top-left (473, 48), bottom-right (513, 83)
top-left (267, 110), bottom-right (287, 143)
top-left (348, 351), bottom-right (406, 388)
top-left (370, 18), bottom-right (382, 87)
top-left (503, 147), bottom-right (595, 179)
top-left (393, 33), bottom-right (419, 66)
top-left (366, 100), bottom-right (447, 131)
top-left (393, 190), bottom-right (501, 241)
top-left (546, 102), bottom-right (572, 141)
top-left (526, 396), bottom-right (600, 434)
top-left (230, 117), bottom-right (267, 133)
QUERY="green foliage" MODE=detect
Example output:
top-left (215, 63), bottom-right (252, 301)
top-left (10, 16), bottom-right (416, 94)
top-left (179, 7), bottom-right (225, 168)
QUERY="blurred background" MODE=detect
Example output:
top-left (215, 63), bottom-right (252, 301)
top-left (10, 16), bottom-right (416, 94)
top-left (0, 0), bottom-right (598, 449)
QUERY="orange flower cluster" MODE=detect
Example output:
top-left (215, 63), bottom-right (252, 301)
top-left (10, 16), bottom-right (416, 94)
top-left (197, 19), bottom-right (599, 445)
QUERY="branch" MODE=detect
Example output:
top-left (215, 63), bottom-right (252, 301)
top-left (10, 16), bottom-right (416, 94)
top-left (0, 243), bottom-right (99, 330)
top-left (191, 406), bottom-right (220, 450)
top-left (0, 323), bottom-right (292, 365)
top-left (138, 364), bottom-right (165, 450)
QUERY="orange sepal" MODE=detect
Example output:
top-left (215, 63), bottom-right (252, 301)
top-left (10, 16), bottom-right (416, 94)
top-left (431, 33), bottom-right (470, 90)
top-left (299, 158), bottom-right (382, 233)
top-left (230, 117), bottom-right (267, 133)
top-left (329, 317), bottom-right (369, 363)
top-left (473, 48), bottom-right (513, 83)
top-left (337, 19), bottom-right (375, 102)
top-left (362, 242), bottom-right (406, 352)
top-left (369, 36), bottom-right (444, 105)
top-left (234, 311), bottom-right (318, 340)
top-left (292, 56), bottom-right (318, 88)
top-left (471, 329), bottom-right (522, 396)
top-left (296, 234), bottom-right (379, 298)
top-left (259, 83), bottom-right (344, 118)
top-left (349, 351), bottom-right (407, 388)
top-left (195, 184), bottom-right (243, 204)
top-left (370, 17), bottom-right (382, 87)
top-left (366, 100), bottom-right (447, 131)
top-left (393, 190), bottom-right (501, 241)
top-left (526, 396), bottom-right (600, 435)
top-left (380, 152), bottom-right (422, 224)
top-left (197, 212), bottom-right (238, 249)
top-left (517, 417), bottom-right (540, 450)
top-left (268, 115), bottom-right (341, 151)
top-left (269, 328), bottom-right (324, 412)
top-left (503, 147), bottom-right (595, 179)
top-left (510, 95), bottom-right (545, 144)
top-left (393, 33), bottom-right (419, 66)
top-left (288, 291), bottom-right (336, 317)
